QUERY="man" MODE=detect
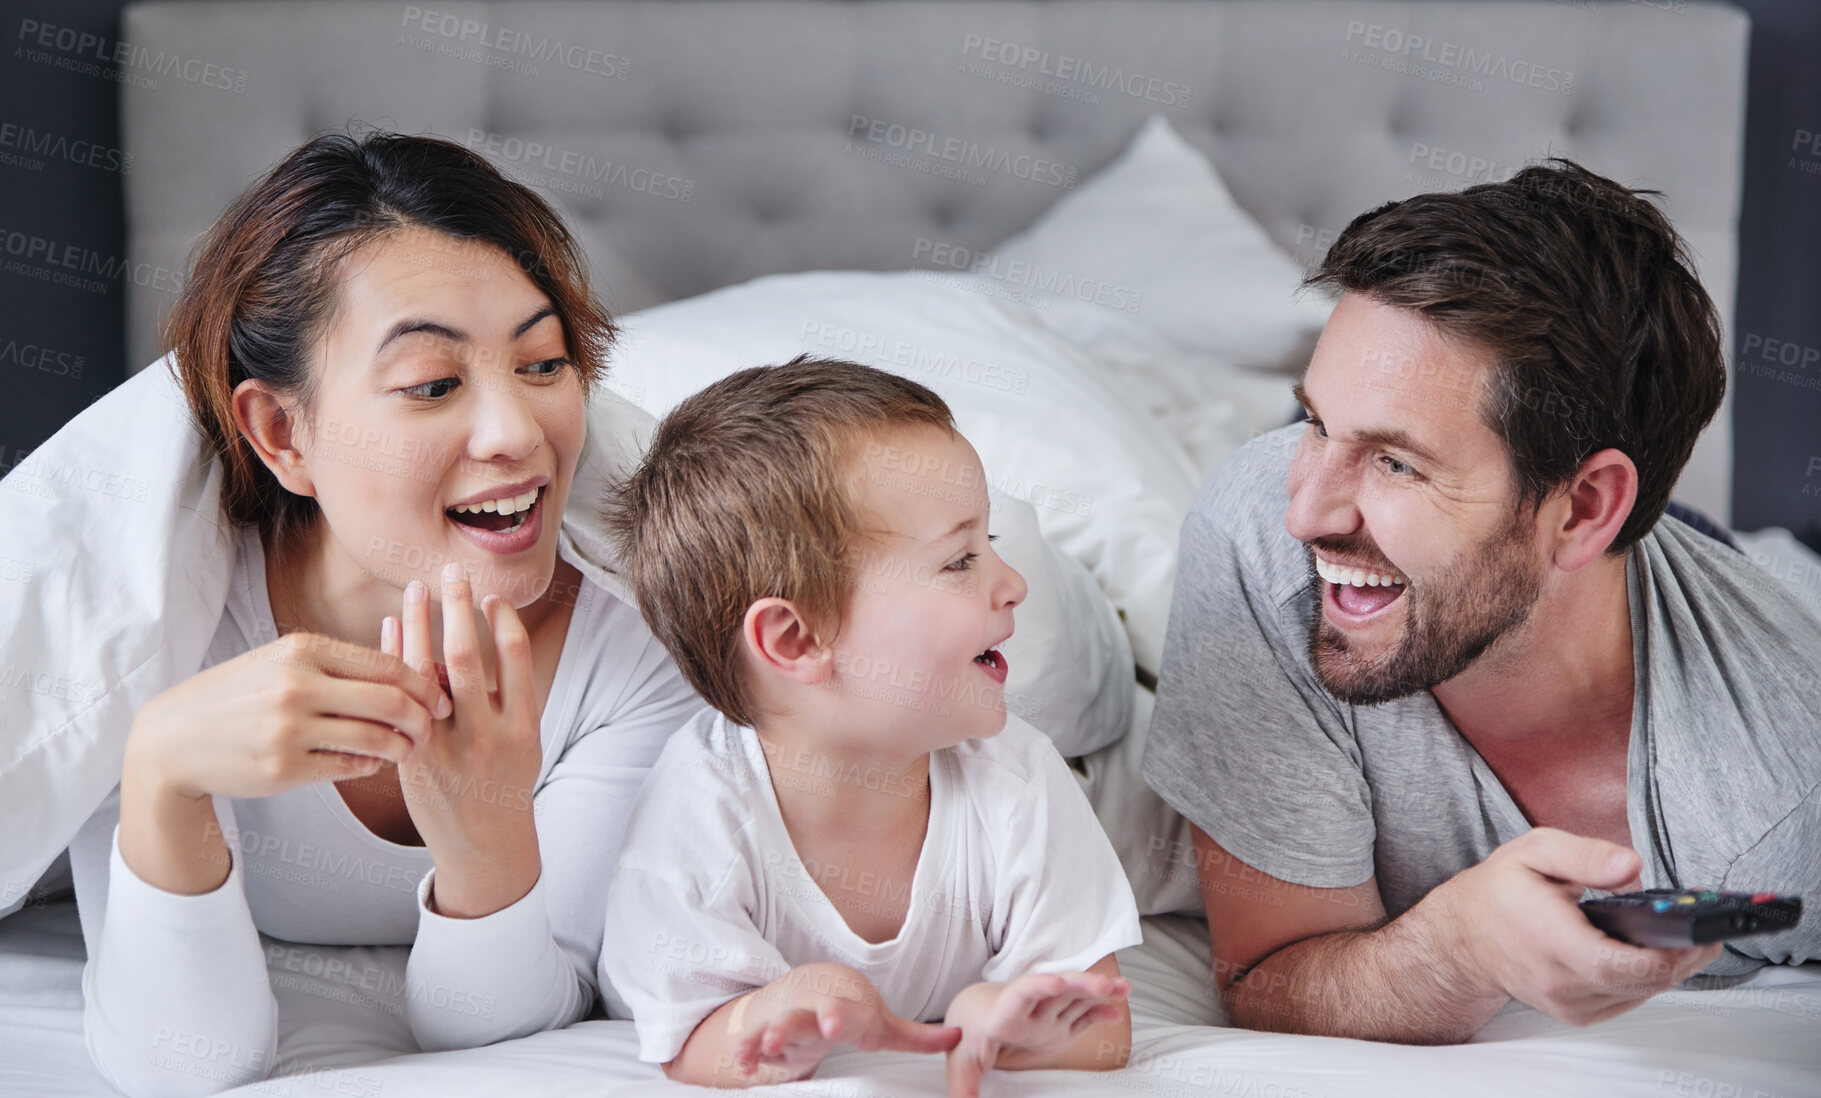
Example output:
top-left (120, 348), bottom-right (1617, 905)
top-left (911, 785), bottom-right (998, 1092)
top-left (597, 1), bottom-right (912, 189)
top-left (1142, 160), bottom-right (1821, 1043)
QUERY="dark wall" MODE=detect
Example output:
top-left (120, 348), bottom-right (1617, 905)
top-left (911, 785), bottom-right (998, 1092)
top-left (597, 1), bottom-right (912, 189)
top-left (2, 0), bottom-right (1816, 543)
top-left (1728, 0), bottom-right (1821, 544)
top-left (0, 0), bottom-right (128, 475)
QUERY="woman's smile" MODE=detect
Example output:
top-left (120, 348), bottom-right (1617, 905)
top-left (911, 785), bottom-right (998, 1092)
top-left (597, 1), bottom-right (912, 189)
top-left (444, 478), bottom-right (550, 555)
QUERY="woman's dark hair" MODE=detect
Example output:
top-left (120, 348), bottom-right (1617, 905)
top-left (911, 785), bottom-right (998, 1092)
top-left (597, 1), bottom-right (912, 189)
top-left (166, 130), bottom-right (612, 540)
top-left (1306, 158), bottom-right (1725, 552)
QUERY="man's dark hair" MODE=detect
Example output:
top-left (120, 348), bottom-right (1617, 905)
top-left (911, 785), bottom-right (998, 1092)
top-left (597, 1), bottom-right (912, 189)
top-left (1305, 158), bottom-right (1724, 551)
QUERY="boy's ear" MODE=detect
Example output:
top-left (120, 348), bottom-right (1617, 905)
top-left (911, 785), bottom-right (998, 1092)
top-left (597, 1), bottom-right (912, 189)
top-left (742, 598), bottom-right (834, 685)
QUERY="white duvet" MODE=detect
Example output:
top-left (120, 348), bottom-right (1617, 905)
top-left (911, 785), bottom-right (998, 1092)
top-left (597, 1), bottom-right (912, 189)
top-left (5, 895), bottom-right (1818, 1098)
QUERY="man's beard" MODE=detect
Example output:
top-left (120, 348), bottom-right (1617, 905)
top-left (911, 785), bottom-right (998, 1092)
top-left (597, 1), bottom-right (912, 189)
top-left (1307, 510), bottom-right (1543, 706)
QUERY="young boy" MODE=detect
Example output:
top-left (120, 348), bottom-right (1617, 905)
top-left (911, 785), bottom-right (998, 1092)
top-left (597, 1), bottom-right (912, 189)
top-left (600, 357), bottom-right (1142, 1095)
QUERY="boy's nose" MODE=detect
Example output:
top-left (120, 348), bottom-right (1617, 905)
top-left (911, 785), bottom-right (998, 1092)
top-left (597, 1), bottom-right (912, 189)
top-left (998, 560), bottom-right (1028, 610)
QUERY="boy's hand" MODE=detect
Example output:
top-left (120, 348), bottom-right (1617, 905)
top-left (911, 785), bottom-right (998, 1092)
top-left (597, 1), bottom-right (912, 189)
top-left (714, 964), bottom-right (960, 1083)
top-left (942, 970), bottom-right (1130, 1098)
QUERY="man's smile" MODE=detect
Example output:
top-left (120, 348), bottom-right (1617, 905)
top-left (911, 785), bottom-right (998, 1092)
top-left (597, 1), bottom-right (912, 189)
top-left (1314, 551), bottom-right (1407, 622)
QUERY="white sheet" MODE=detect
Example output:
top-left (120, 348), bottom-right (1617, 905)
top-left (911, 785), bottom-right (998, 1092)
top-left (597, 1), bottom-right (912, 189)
top-left (5, 898), bottom-right (1818, 1098)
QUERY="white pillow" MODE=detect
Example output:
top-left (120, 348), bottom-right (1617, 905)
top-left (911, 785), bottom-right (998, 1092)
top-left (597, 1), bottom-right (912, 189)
top-left (1074, 685), bottom-right (1201, 916)
top-left (1043, 305), bottom-right (1304, 479)
top-left (986, 114), bottom-right (1333, 370)
top-left (987, 489), bottom-right (1134, 758)
top-left (607, 270), bottom-right (1199, 753)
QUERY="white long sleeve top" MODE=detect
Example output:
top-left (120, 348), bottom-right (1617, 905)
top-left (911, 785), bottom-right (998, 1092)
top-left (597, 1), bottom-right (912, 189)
top-left (68, 524), bottom-right (703, 1098)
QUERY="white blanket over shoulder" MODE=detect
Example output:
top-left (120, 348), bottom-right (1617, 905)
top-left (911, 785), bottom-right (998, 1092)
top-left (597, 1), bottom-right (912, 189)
top-left (0, 356), bottom-right (657, 914)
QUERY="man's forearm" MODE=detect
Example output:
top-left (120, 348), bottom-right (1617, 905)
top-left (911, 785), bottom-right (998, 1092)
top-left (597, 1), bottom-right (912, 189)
top-left (1223, 904), bottom-right (1507, 1043)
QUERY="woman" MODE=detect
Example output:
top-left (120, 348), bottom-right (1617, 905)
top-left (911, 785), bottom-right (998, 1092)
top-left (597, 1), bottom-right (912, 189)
top-left (67, 132), bottom-right (701, 1097)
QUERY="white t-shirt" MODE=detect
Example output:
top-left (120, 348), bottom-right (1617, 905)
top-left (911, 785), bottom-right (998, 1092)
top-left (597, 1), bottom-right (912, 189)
top-left (70, 523), bottom-right (704, 1096)
top-left (600, 709), bottom-right (1143, 1064)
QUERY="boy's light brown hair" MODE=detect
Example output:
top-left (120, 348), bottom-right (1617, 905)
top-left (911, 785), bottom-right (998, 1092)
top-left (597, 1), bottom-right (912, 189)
top-left (605, 356), bottom-right (955, 727)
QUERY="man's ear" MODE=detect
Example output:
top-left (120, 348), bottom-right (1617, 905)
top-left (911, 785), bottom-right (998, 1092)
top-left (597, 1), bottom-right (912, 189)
top-left (742, 597), bottom-right (834, 685)
top-left (231, 379), bottom-right (316, 498)
top-left (1550, 447), bottom-right (1638, 572)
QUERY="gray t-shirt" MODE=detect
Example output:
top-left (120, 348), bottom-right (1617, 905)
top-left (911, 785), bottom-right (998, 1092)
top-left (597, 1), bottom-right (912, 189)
top-left (1143, 426), bottom-right (1821, 975)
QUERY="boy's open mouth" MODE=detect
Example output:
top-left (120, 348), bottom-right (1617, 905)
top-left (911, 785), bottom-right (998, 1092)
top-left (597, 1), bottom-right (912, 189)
top-left (972, 648), bottom-right (1008, 683)
top-left (446, 486), bottom-right (541, 532)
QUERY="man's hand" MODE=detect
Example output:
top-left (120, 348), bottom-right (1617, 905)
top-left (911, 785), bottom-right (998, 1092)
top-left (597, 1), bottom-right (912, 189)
top-left (1438, 827), bottom-right (1722, 1026)
top-left (942, 962), bottom-right (1130, 1098)
top-left (1196, 826), bottom-right (1717, 1043)
top-left (667, 963), bottom-right (959, 1087)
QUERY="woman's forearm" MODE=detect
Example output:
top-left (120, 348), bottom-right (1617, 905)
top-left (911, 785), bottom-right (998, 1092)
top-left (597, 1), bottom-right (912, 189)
top-left (84, 815), bottom-right (278, 1098)
top-left (415, 803), bottom-right (541, 920)
top-left (116, 741), bottom-right (232, 896)
top-left (404, 869), bottom-right (593, 1051)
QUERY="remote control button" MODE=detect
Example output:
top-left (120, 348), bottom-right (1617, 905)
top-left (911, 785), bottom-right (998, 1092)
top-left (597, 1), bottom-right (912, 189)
top-left (1751, 892), bottom-right (1777, 903)
top-left (1653, 900), bottom-right (1673, 912)
top-left (1676, 895), bottom-right (1697, 905)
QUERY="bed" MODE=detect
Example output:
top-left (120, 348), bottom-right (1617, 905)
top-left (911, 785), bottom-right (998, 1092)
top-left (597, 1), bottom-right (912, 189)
top-left (10, 1), bottom-right (1821, 1095)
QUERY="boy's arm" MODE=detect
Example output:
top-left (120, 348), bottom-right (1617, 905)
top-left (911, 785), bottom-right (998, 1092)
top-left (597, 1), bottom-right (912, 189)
top-left (665, 962), bottom-right (960, 1087)
top-left (943, 953), bottom-right (1130, 1096)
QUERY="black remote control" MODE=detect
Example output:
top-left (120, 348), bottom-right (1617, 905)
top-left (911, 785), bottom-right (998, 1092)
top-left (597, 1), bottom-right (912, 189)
top-left (1580, 889), bottom-right (1803, 948)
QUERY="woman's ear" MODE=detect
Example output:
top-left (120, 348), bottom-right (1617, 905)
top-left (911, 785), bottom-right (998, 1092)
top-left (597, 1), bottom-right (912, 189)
top-left (742, 597), bottom-right (833, 686)
top-left (232, 379), bottom-right (316, 498)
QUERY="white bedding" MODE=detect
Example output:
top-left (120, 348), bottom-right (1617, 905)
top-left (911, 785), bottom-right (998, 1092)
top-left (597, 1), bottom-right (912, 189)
top-left (6, 896), bottom-right (1818, 1098)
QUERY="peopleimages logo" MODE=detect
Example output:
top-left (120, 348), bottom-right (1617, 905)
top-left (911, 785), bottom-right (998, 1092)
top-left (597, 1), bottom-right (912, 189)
top-left (958, 34), bottom-right (1192, 109)
top-left (847, 115), bottom-right (1078, 188)
top-left (913, 237), bottom-right (1143, 314)
top-left (0, 225), bottom-right (185, 296)
top-left (464, 129), bottom-right (694, 202)
top-left (14, 18), bottom-right (248, 93)
top-left (0, 122), bottom-right (132, 175)
top-left (1342, 20), bottom-right (1575, 96)
top-left (399, 6), bottom-right (630, 78)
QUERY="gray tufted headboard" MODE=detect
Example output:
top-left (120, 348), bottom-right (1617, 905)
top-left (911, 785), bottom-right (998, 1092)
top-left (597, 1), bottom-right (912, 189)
top-left (120, 0), bottom-right (1748, 518)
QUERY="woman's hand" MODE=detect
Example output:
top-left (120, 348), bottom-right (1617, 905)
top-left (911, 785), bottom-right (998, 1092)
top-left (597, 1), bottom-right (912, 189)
top-left (119, 632), bottom-right (443, 894)
top-left (382, 562), bottom-right (545, 918)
